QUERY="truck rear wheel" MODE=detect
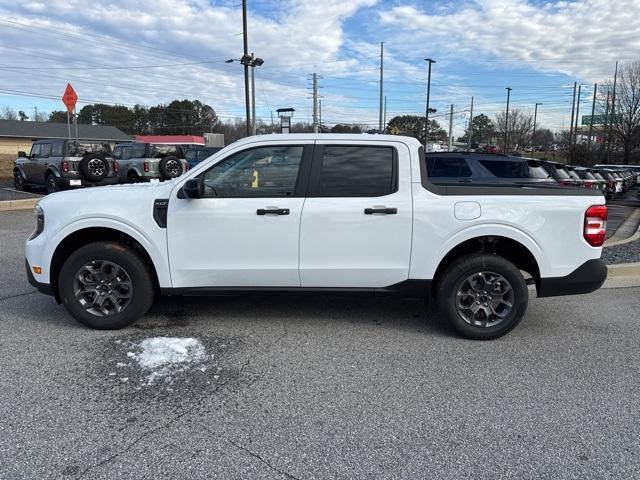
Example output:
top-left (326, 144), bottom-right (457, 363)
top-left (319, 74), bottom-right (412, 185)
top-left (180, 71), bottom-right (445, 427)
top-left (435, 253), bottom-right (528, 340)
top-left (58, 241), bottom-right (154, 329)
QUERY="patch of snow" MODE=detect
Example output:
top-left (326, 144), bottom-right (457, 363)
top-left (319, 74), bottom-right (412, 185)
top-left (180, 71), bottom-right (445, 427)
top-left (126, 337), bottom-right (208, 385)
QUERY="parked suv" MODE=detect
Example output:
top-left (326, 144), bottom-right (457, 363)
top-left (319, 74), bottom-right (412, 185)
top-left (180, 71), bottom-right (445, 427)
top-left (425, 152), bottom-right (555, 185)
top-left (540, 160), bottom-right (580, 187)
top-left (13, 139), bottom-right (119, 194)
top-left (113, 142), bottom-right (188, 183)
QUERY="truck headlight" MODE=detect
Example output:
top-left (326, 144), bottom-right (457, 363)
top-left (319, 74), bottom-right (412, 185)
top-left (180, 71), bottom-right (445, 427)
top-left (29, 204), bottom-right (45, 240)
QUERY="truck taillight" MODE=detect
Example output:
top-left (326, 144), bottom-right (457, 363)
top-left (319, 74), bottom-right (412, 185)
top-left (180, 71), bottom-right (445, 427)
top-left (61, 160), bottom-right (69, 173)
top-left (113, 161), bottom-right (119, 173)
top-left (584, 180), bottom-right (593, 189)
top-left (144, 161), bottom-right (149, 172)
top-left (584, 205), bottom-right (607, 247)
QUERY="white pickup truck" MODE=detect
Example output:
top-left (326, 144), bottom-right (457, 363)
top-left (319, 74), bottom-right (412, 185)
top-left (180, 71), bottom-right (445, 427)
top-left (25, 134), bottom-right (608, 339)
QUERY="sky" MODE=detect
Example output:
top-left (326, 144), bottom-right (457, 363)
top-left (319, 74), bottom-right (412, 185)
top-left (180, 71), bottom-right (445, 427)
top-left (0, 0), bottom-right (637, 137)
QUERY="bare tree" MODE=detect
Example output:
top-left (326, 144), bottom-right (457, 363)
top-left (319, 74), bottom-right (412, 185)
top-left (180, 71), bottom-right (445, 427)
top-left (0, 106), bottom-right (18, 120)
top-left (600, 61), bottom-right (640, 163)
top-left (494, 109), bottom-right (533, 152)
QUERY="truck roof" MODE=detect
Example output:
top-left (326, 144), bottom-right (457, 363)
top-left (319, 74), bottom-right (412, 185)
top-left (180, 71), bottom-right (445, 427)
top-left (230, 133), bottom-right (422, 146)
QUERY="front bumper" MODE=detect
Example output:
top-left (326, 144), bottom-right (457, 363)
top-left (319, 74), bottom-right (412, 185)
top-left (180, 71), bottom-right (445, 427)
top-left (26, 259), bottom-right (56, 298)
top-left (537, 259), bottom-right (607, 298)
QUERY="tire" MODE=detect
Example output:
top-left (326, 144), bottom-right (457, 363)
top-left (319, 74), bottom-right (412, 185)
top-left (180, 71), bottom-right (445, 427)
top-left (79, 154), bottom-right (109, 182)
top-left (58, 241), bottom-right (154, 329)
top-left (127, 171), bottom-right (140, 183)
top-left (435, 253), bottom-right (528, 340)
top-left (159, 156), bottom-right (184, 179)
top-left (13, 170), bottom-right (26, 191)
top-left (45, 173), bottom-right (60, 194)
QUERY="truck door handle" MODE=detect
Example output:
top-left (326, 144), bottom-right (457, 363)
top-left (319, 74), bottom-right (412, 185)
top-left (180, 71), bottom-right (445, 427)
top-left (364, 207), bottom-right (397, 215)
top-left (257, 208), bottom-right (290, 215)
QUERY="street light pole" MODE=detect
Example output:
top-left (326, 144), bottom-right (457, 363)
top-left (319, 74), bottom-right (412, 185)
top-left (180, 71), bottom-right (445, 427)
top-left (532, 102), bottom-right (542, 156)
top-left (504, 87), bottom-right (512, 153)
top-left (587, 83), bottom-right (597, 150)
top-left (574, 84), bottom-right (582, 147)
top-left (424, 58), bottom-right (435, 148)
top-left (251, 57), bottom-right (256, 135)
top-left (242, 0), bottom-right (251, 136)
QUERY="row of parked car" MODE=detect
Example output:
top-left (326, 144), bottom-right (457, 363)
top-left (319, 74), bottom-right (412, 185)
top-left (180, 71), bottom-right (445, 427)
top-left (426, 152), bottom-right (640, 199)
top-left (12, 138), bottom-right (222, 194)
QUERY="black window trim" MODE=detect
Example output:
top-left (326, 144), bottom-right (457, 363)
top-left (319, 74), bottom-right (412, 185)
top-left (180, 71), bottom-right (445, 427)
top-left (307, 144), bottom-right (399, 198)
top-left (178, 143), bottom-right (314, 199)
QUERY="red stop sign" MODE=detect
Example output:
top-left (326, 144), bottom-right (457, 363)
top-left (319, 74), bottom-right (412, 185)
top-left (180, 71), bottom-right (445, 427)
top-left (62, 83), bottom-right (78, 113)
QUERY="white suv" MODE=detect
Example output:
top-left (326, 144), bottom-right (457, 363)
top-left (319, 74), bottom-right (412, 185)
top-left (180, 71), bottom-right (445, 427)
top-left (25, 134), bottom-right (607, 339)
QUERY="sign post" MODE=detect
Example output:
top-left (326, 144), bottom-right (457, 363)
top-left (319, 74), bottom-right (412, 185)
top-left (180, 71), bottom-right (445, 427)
top-left (61, 83), bottom-right (78, 142)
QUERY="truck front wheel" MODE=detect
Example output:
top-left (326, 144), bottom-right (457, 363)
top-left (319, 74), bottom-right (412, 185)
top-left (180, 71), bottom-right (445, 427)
top-left (58, 241), bottom-right (154, 329)
top-left (435, 254), bottom-right (528, 340)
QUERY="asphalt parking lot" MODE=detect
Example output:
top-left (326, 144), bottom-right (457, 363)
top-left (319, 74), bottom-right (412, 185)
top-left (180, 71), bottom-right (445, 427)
top-left (1, 209), bottom-right (640, 479)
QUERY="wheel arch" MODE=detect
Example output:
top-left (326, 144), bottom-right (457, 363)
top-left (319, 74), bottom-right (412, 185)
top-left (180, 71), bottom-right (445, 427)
top-left (49, 227), bottom-right (161, 302)
top-left (431, 235), bottom-right (542, 296)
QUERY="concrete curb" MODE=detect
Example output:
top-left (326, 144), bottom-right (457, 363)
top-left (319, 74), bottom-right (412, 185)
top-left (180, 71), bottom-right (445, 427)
top-left (605, 208), bottom-right (640, 247)
top-left (602, 262), bottom-right (640, 289)
top-left (0, 198), bottom-right (39, 211)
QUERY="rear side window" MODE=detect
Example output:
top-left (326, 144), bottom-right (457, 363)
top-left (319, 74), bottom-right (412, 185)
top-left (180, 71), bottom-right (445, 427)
top-left (479, 160), bottom-right (525, 178)
top-left (51, 143), bottom-right (63, 156)
top-left (40, 143), bottom-right (51, 157)
top-left (427, 157), bottom-right (472, 178)
top-left (317, 146), bottom-right (396, 197)
top-left (131, 144), bottom-right (146, 158)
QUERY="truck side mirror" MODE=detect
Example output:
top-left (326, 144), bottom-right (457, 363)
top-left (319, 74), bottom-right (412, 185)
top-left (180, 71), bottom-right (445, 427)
top-left (182, 178), bottom-right (203, 199)
top-left (17, 151), bottom-right (27, 158)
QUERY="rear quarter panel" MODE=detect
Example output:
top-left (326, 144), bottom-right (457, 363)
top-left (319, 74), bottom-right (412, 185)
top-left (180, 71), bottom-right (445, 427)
top-left (409, 186), bottom-right (605, 280)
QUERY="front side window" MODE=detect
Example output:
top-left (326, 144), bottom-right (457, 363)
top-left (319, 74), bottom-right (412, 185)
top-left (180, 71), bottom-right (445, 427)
top-left (200, 145), bottom-right (304, 198)
top-left (30, 144), bottom-right (41, 157)
top-left (427, 157), bottom-right (472, 178)
top-left (317, 146), bottom-right (396, 197)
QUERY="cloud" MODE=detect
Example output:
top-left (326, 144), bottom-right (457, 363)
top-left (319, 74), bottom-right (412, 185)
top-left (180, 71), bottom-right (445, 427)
top-left (0, 0), bottom-right (378, 121)
top-left (378, 0), bottom-right (636, 82)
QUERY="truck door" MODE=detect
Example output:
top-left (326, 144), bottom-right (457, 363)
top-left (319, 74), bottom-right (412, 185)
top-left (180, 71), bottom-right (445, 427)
top-left (299, 142), bottom-right (413, 288)
top-left (167, 142), bottom-right (313, 288)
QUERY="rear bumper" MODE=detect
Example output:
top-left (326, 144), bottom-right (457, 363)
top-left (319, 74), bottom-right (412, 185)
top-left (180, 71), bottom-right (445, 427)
top-left (537, 259), bottom-right (607, 298)
top-left (56, 175), bottom-right (120, 188)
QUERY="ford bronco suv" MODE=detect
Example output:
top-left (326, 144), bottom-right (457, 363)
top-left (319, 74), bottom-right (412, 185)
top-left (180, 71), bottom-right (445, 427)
top-left (14, 138), bottom-right (119, 194)
top-left (25, 134), bottom-right (608, 339)
top-left (112, 142), bottom-right (188, 183)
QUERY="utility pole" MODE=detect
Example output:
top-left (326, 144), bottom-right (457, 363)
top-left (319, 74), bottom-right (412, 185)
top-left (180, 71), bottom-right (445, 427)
top-left (532, 102), bottom-right (541, 156)
top-left (467, 96), bottom-right (474, 151)
top-left (607, 61), bottom-right (618, 160)
top-left (574, 84), bottom-right (582, 146)
top-left (33, 106), bottom-right (38, 122)
top-left (504, 87), bottom-right (512, 153)
top-left (383, 95), bottom-right (387, 133)
top-left (424, 58), bottom-right (435, 147)
top-left (587, 83), bottom-right (597, 150)
top-left (251, 55), bottom-right (257, 135)
top-left (448, 104), bottom-right (454, 151)
top-left (378, 42), bottom-right (384, 133)
top-left (319, 99), bottom-right (322, 132)
top-left (312, 72), bottom-right (318, 133)
top-left (242, 0), bottom-right (251, 136)
top-left (603, 90), bottom-right (611, 160)
top-left (569, 81), bottom-right (577, 146)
